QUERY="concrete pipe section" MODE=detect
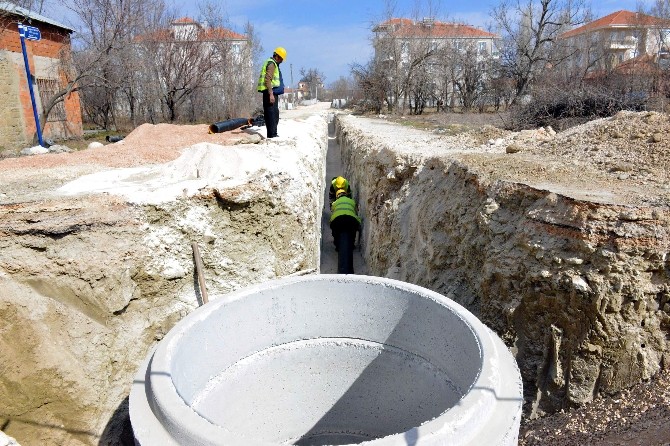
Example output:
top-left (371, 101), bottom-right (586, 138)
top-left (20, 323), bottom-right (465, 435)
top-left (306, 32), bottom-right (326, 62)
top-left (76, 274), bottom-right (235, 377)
top-left (129, 275), bottom-right (523, 445)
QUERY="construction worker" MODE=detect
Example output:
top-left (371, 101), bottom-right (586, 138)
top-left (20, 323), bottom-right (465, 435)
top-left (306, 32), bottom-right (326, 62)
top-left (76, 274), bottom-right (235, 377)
top-left (257, 47), bottom-right (286, 138)
top-left (328, 176), bottom-right (351, 204)
top-left (330, 187), bottom-right (361, 274)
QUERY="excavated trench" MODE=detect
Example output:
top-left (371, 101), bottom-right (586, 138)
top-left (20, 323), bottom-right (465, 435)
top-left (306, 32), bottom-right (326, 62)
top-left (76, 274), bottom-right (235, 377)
top-left (129, 116), bottom-right (522, 445)
top-left (1, 105), bottom-right (668, 445)
top-left (332, 113), bottom-right (670, 418)
top-left (320, 115), bottom-right (367, 275)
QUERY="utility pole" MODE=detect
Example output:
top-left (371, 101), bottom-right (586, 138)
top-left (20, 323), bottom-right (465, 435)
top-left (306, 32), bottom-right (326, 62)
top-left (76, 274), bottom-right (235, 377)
top-left (290, 64), bottom-right (294, 106)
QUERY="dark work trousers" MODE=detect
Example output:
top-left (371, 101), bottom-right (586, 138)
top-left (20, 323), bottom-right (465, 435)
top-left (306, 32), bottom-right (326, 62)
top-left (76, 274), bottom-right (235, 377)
top-left (262, 91), bottom-right (280, 137)
top-left (330, 215), bottom-right (360, 274)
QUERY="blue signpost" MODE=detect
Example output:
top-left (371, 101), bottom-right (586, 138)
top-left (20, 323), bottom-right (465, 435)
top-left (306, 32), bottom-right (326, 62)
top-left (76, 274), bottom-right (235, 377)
top-left (18, 23), bottom-right (44, 147)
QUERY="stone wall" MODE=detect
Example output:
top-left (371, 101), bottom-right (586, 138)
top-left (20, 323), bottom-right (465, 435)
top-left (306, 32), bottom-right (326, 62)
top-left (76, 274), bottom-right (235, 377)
top-left (0, 117), bottom-right (328, 445)
top-left (335, 114), bottom-right (670, 417)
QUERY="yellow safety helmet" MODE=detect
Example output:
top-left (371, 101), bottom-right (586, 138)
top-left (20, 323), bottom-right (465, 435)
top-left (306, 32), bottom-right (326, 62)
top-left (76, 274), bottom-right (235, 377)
top-left (335, 189), bottom-right (348, 199)
top-left (333, 176), bottom-right (348, 190)
top-left (273, 47), bottom-right (287, 60)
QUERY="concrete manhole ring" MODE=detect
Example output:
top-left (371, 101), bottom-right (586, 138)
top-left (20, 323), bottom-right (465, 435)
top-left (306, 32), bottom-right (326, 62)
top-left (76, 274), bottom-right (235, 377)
top-left (130, 274), bottom-right (522, 445)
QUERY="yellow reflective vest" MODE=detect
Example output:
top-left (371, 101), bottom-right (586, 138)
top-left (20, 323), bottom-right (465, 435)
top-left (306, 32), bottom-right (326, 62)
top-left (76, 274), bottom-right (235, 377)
top-left (257, 58), bottom-right (280, 92)
top-left (330, 196), bottom-right (361, 224)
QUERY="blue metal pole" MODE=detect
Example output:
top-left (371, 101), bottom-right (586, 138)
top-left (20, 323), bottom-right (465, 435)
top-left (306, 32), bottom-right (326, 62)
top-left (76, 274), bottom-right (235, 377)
top-left (18, 24), bottom-right (44, 147)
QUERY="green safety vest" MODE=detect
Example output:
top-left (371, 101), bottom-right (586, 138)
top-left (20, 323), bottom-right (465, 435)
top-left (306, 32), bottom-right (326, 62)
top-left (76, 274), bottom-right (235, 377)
top-left (330, 196), bottom-right (361, 224)
top-left (257, 58), bottom-right (280, 92)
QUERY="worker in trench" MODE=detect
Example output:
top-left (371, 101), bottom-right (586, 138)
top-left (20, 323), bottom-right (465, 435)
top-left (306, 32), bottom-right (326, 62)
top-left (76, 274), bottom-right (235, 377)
top-left (257, 46), bottom-right (286, 138)
top-left (329, 176), bottom-right (361, 274)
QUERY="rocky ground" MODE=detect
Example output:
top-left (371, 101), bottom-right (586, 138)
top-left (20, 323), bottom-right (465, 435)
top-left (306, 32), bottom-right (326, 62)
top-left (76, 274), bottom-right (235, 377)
top-left (0, 108), bottom-right (328, 446)
top-left (385, 110), bottom-right (670, 207)
top-left (383, 109), bottom-right (670, 446)
top-left (519, 368), bottom-right (670, 446)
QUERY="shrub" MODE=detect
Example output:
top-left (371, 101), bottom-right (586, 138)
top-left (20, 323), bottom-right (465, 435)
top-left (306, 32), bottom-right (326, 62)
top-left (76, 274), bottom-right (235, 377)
top-left (510, 86), bottom-right (648, 131)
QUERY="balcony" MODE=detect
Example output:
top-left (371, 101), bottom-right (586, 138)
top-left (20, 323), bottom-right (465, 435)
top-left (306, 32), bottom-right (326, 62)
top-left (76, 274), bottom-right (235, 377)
top-left (609, 36), bottom-right (637, 50)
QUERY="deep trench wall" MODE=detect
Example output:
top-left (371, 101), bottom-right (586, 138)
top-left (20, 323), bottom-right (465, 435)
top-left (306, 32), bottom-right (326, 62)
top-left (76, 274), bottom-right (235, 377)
top-left (0, 119), bottom-right (327, 445)
top-left (335, 114), bottom-right (670, 416)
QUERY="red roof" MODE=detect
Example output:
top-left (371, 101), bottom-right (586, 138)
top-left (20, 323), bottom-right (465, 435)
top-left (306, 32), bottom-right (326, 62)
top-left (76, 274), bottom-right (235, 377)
top-left (135, 20), bottom-right (246, 42)
top-left (376, 18), bottom-right (497, 39)
top-left (202, 28), bottom-right (246, 40)
top-left (561, 10), bottom-right (670, 39)
top-left (173, 17), bottom-right (196, 24)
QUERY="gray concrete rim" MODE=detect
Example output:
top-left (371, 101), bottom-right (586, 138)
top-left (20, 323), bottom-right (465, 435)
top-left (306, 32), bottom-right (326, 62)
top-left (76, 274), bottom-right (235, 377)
top-left (130, 274), bottom-right (522, 445)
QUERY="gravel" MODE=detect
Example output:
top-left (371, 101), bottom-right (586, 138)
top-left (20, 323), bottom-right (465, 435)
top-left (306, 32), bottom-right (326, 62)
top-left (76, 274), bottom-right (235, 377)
top-left (519, 369), bottom-right (670, 445)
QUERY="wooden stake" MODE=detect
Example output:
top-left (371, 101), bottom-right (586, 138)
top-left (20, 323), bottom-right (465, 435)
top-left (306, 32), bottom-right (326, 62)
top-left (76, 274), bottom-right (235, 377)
top-left (191, 242), bottom-right (208, 305)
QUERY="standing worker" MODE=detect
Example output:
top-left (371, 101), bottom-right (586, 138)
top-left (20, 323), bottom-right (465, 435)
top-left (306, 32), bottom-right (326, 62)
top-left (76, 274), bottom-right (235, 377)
top-left (330, 186), bottom-right (361, 274)
top-left (257, 47), bottom-right (286, 139)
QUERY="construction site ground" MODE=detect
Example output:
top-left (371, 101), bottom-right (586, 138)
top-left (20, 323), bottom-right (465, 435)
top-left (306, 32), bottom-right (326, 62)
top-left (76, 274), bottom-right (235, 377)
top-left (1, 102), bottom-right (669, 445)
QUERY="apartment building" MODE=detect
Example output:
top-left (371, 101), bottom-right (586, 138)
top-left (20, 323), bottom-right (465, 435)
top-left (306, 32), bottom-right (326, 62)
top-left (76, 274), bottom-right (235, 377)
top-left (169, 17), bottom-right (249, 63)
top-left (132, 17), bottom-right (253, 122)
top-left (372, 17), bottom-right (500, 109)
top-left (559, 10), bottom-right (670, 73)
top-left (374, 18), bottom-right (499, 60)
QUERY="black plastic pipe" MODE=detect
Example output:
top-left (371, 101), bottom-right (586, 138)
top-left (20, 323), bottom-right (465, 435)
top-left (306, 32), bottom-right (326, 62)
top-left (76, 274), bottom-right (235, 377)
top-left (209, 118), bottom-right (251, 134)
top-left (106, 135), bottom-right (124, 142)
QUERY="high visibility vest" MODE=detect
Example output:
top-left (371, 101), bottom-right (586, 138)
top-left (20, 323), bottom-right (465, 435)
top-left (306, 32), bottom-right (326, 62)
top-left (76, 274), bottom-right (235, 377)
top-left (257, 58), bottom-right (280, 92)
top-left (330, 196), bottom-right (361, 224)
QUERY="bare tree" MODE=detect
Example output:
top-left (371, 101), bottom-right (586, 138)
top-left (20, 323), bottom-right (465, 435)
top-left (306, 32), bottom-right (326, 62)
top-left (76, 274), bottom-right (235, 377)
top-left (491, 0), bottom-right (587, 103)
top-left (299, 67), bottom-right (325, 100)
top-left (185, 3), bottom-right (257, 121)
top-left (65, 0), bottom-right (167, 129)
top-left (350, 59), bottom-right (390, 113)
top-left (439, 40), bottom-right (490, 111)
top-left (1, 0), bottom-right (46, 13)
top-left (371, 18), bottom-right (439, 113)
top-left (330, 76), bottom-right (355, 101)
top-left (146, 27), bottom-right (217, 121)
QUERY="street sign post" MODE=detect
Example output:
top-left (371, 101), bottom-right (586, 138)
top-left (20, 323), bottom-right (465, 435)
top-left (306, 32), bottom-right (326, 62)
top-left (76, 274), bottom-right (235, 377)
top-left (20, 25), bottom-right (41, 41)
top-left (17, 24), bottom-right (44, 147)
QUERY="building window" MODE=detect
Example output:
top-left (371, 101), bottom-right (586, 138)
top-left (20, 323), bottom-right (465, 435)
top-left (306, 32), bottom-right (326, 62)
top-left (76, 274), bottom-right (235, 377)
top-left (478, 41), bottom-right (487, 54)
top-left (660, 29), bottom-right (670, 53)
top-left (37, 78), bottom-right (66, 122)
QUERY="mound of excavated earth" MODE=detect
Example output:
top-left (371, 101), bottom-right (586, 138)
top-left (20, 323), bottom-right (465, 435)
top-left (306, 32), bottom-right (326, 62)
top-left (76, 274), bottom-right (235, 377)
top-left (0, 105), bottom-right (329, 445)
top-left (335, 111), bottom-right (669, 418)
top-left (1, 104), bottom-right (669, 445)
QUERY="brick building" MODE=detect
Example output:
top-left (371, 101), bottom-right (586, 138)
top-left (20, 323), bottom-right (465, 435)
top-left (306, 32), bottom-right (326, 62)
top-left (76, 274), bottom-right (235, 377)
top-left (0, 2), bottom-right (82, 149)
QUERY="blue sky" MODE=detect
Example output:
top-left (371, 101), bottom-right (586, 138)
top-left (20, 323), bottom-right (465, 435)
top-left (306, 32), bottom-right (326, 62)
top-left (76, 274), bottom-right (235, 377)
top-left (174, 0), bottom-right (653, 87)
top-left (46, 0), bottom-right (653, 87)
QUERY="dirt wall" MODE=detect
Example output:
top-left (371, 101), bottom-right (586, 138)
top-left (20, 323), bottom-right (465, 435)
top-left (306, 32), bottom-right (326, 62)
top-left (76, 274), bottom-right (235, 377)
top-left (335, 113), bottom-right (670, 417)
top-left (0, 117), bottom-right (328, 445)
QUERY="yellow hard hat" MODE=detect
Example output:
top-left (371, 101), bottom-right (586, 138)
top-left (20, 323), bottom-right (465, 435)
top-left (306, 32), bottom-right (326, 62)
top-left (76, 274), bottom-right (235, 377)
top-left (274, 47), bottom-right (287, 60)
top-left (333, 176), bottom-right (347, 190)
top-left (336, 189), bottom-right (348, 199)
